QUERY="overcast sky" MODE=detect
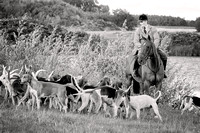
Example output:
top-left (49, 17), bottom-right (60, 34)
top-left (98, 0), bottom-right (200, 21)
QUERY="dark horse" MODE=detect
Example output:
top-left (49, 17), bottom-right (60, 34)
top-left (125, 37), bottom-right (164, 95)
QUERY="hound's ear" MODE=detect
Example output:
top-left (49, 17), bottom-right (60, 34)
top-left (2, 65), bottom-right (8, 75)
top-left (25, 64), bottom-right (28, 73)
top-left (141, 36), bottom-right (147, 40)
top-left (19, 66), bottom-right (24, 76)
top-left (7, 66), bottom-right (11, 71)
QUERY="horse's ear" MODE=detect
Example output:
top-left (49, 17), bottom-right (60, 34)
top-left (148, 35), bottom-right (151, 41)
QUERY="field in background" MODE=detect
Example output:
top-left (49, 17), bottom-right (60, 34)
top-left (167, 56), bottom-right (200, 90)
top-left (156, 26), bottom-right (196, 32)
top-left (87, 26), bottom-right (197, 39)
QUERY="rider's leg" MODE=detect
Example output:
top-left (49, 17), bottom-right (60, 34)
top-left (157, 48), bottom-right (167, 78)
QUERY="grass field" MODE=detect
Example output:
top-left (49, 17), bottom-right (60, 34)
top-left (0, 99), bottom-right (199, 133)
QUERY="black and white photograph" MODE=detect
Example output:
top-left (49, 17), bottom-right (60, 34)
top-left (0, 0), bottom-right (200, 132)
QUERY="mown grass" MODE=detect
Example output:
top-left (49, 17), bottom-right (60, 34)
top-left (0, 101), bottom-right (200, 133)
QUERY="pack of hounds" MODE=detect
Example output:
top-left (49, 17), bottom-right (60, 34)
top-left (0, 65), bottom-right (199, 122)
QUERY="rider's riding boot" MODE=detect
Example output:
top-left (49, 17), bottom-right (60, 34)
top-left (163, 60), bottom-right (167, 78)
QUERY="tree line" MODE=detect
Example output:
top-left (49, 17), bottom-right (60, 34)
top-left (0, 0), bottom-right (199, 31)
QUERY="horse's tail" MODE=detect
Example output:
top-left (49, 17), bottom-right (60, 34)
top-left (155, 91), bottom-right (162, 101)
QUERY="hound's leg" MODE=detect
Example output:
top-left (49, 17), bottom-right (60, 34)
top-left (51, 97), bottom-right (57, 109)
top-left (32, 95), bottom-right (36, 111)
top-left (4, 89), bottom-right (8, 100)
top-left (180, 99), bottom-right (185, 109)
top-left (189, 106), bottom-right (194, 111)
top-left (68, 95), bottom-right (75, 112)
top-left (152, 104), bottom-right (162, 122)
top-left (61, 97), bottom-right (68, 113)
top-left (103, 102), bottom-right (107, 113)
top-left (35, 94), bottom-right (40, 110)
top-left (26, 99), bottom-right (31, 110)
top-left (136, 109), bottom-right (141, 120)
top-left (49, 97), bottom-right (52, 109)
top-left (77, 94), bottom-right (90, 113)
top-left (88, 95), bottom-right (93, 114)
top-left (112, 103), bottom-right (118, 118)
top-left (91, 91), bottom-right (102, 114)
top-left (181, 104), bottom-right (190, 115)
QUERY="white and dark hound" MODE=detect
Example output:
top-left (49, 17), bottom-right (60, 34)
top-left (180, 95), bottom-right (200, 115)
top-left (124, 89), bottom-right (162, 121)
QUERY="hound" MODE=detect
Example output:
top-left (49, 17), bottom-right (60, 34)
top-left (34, 70), bottom-right (83, 111)
top-left (124, 90), bottom-right (162, 121)
top-left (72, 76), bottom-right (112, 114)
top-left (180, 96), bottom-right (200, 115)
top-left (0, 65), bottom-right (21, 105)
top-left (74, 84), bottom-right (129, 117)
top-left (17, 72), bottom-right (69, 112)
top-left (23, 83), bottom-right (40, 110)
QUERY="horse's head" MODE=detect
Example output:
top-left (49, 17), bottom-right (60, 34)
top-left (137, 36), bottom-right (154, 65)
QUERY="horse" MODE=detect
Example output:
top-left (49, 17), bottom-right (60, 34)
top-left (126, 36), bottom-right (165, 95)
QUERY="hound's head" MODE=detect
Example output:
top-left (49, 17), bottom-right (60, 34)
top-left (112, 81), bottom-right (123, 90)
top-left (0, 65), bottom-right (12, 86)
top-left (0, 70), bottom-right (10, 87)
top-left (21, 74), bottom-right (32, 83)
top-left (98, 76), bottom-right (111, 86)
top-left (115, 85), bottom-right (130, 106)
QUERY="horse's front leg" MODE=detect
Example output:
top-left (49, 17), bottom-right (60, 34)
top-left (125, 74), bottom-right (133, 95)
top-left (125, 74), bottom-right (133, 88)
top-left (142, 80), bottom-right (150, 95)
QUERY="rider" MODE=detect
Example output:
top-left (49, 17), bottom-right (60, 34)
top-left (132, 14), bottom-right (167, 79)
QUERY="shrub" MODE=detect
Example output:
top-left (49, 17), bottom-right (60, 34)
top-left (167, 32), bottom-right (200, 56)
top-left (195, 17), bottom-right (200, 32)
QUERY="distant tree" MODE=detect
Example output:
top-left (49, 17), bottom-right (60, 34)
top-left (187, 20), bottom-right (195, 27)
top-left (63, 0), bottom-right (99, 12)
top-left (180, 19), bottom-right (188, 26)
top-left (0, 0), bottom-right (24, 18)
top-left (112, 9), bottom-right (137, 30)
top-left (195, 17), bottom-right (200, 32)
top-left (63, 0), bottom-right (82, 8)
top-left (99, 5), bottom-right (109, 14)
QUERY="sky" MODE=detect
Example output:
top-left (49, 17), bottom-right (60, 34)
top-left (98, 0), bottom-right (200, 21)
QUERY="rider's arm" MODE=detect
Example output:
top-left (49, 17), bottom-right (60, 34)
top-left (152, 27), bottom-right (160, 48)
top-left (133, 28), bottom-right (142, 51)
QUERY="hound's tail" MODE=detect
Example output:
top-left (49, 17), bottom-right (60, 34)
top-left (155, 91), bottom-right (162, 101)
top-left (73, 89), bottom-right (95, 96)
